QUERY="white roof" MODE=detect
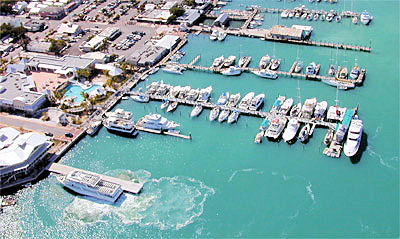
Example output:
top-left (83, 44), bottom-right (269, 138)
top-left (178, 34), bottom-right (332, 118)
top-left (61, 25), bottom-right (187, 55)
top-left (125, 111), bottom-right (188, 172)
top-left (83, 35), bottom-right (106, 49)
top-left (292, 25), bottom-right (313, 31)
top-left (29, 7), bottom-right (41, 13)
top-left (57, 23), bottom-right (81, 35)
top-left (155, 35), bottom-right (180, 50)
top-left (27, 2), bottom-right (37, 9)
top-left (0, 127), bottom-right (20, 150)
top-left (0, 132), bottom-right (47, 167)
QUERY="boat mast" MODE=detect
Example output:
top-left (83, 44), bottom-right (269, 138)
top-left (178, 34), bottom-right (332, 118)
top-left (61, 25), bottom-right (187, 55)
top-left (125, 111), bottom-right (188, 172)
top-left (335, 85), bottom-right (339, 106)
top-left (296, 78), bottom-right (301, 104)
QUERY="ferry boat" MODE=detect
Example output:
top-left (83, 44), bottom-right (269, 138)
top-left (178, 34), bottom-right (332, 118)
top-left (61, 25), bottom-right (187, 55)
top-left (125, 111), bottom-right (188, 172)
top-left (190, 104), bottom-right (203, 117)
top-left (301, 98), bottom-right (317, 119)
top-left (270, 59), bottom-right (281, 71)
top-left (210, 30), bottom-right (218, 40)
top-left (238, 56), bottom-right (250, 67)
top-left (314, 101), bottom-right (328, 119)
top-left (221, 66), bottom-right (242, 76)
top-left (298, 123), bottom-right (310, 143)
top-left (197, 86), bottom-right (213, 103)
top-left (218, 31), bottom-right (227, 41)
top-left (350, 66), bottom-right (360, 80)
top-left (167, 101), bottom-right (178, 112)
top-left (103, 109), bottom-right (138, 136)
top-left (162, 65), bottom-right (184, 75)
top-left (259, 54), bottom-right (271, 69)
top-left (136, 114), bottom-right (180, 131)
top-left (227, 110), bottom-right (239, 124)
top-left (86, 120), bottom-right (102, 136)
top-left (271, 95), bottom-right (286, 113)
top-left (218, 109), bottom-right (230, 122)
top-left (248, 93), bottom-right (265, 111)
top-left (57, 170), bottom-right (123, 203)
top-left (217, 92), bottom-right (230, 105)
top-left (209, 107), bottom-right (220, 121)
top-left (265, 117), bottom-right (288, 141)
top-left (227, 93), bottom-right (241, 107)
top-left (279, 98), bottom-right (294, 115)
top-left (131, 94), bottom-right (149, 103)
top-left (360, 11), bottom-right (372, 25)
top-left (343, 117), bottom-right (363, 157)
top-left (290, 102), bottom-right (302, 117)
top-left (252, 69), bottom-right (278, 79)
top-left (306, 62), bottom-right (317, 75)
top-left (223, 56), bottom-right (236, 67)
top-left (282, 118), bottom-right (300, 143)
top-left (294, 61), bottom-right (303, 73)
top-left (212, 55), bottom-right (224, 67)
top-left (238, 92), bottom-right (255, 110)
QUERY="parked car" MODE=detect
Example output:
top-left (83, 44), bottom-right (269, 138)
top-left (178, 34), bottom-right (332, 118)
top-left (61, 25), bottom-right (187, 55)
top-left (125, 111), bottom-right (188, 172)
top-left (45, 132), bottom-right (54, 137)
top-left (65, 132), bottom-right (73, 138)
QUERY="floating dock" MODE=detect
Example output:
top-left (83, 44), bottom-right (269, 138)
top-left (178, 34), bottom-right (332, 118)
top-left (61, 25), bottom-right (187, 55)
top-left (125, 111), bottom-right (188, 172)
top-left (48, 163), bottom-right (143, 194)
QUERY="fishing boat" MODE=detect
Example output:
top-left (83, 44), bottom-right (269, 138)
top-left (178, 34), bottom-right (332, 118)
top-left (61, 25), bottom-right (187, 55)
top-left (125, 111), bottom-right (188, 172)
top-left (301, 98), bottom-right (317, 119)
top-left (131, 94), bottom-right (149, 103)
top-left (162, 65), bottom-right (185, 75)
top-left (282, 118), bottom-right (300, 143)
top-left (328, 65), bottom-right (336, 76)
top-left (259, 54), bottom-right (271, 69)
top-left (350, 66), bottom-right (360, 80)
top-left (343, 116), bottom-right (363, 157)
top-left (339, 67), bottom-right (349, 79)
top-left (294, 61), bottom-right (303, 73)
top-left (290, 102), bottom-right (302, 117)
top-left (238, 92), bottom-right (255, 110)
top-left (252, 69), bottom-right (278, 79)
top-left (271, 95), bottom-right (286, 112)
top-left (160, 99), bottom-right (169, 110)
top-left (270, 59), bottom-right (281, 70)
top-left (217, 92), bottom-right (230, 105)
top-left (221, 66), bottom-right (242, 76)
top-left (279, 98), bottom-right (294, 115)
top-left (249, 93), bottom-right (265, 111)
top-left (223, 56), bottom-right (236, 67)
top-left (218, 109), bottom-right (230, 122)
top-left (190, 104), bottom-right (203, 117)
top-left (210, 30), bottom-right (218, 40)
top-left (298, 123), bottom-right (310, 143)
top-left (209, 107), bottom-right (220, 121)
top-left (217, 31), bottom-right (227, 41)
top-left (212, 55), bottom-right (224, 67)
top-left (360, 11), bottom-right (372, 25)
top-left (197, 86), bottom-right (213, 102)
top-left (306, 62), bottom-right (317, 74)
top-left (314, 101), bottom-right (328, 119)
top-left (265, 117), bottom-right (288, 141)
top-left (227, 110), bottom-right (239, 124)
top-left (227, 93), bottom-right (241, 107)
top-left (167, 101), bottom-right (178, 112)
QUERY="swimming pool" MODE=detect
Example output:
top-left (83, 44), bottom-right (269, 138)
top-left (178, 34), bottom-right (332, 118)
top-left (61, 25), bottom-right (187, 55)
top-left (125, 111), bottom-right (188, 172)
top-left (64, 84), bottom-right (101, 103)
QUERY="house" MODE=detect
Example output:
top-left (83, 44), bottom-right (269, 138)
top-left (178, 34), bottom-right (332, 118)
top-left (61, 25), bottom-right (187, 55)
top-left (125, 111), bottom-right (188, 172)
top-left (57, 22), bottom-right (83, 36)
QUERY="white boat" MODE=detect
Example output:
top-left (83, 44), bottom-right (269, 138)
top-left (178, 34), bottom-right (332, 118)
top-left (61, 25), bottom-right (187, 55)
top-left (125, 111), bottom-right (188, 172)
top-left (279, 98), bottom-right (294, 115)
top-left (252, 69), bottom-right (278, 79)
top-left (238, 56), bottom-right (250, 67)
top-left (209, 107), bottom-right (220, 121)
top-left (270, 59), bottom-right (280, 70)
top-left (227, 110), bottom-right (239, 124)
top-left (328, 65), bottom-right (336, 76)
top-left (290, 102), bottom-right (302, 117)
top-left (162, 65), bottom-right (184, 75)
top-left (178, 86), bottom-right (191, 99)
top-left (122, 96), bottom-right (129, 100)
top-left (335, 15), bottom-right (342, 22)
top-left (217, 92), bottom-right (230, 105)
top-left (227, 93), bottom-right (241, 107)
top-left (210, 30), bottom-right (218, 40)
top-left (307, 13), bottom-right (313, 21)
top-left (103, 109), bottom-right (138, 136)
top-left (271, 95), bottom-right (286, 112)
top-left (265, 117), bottom-right (288, 140)
top-left (86, 120), bottom-right (102, 136)
top-left (197, 86), bottom-right (213, 102)
top-left (254, 131), bottom-right (264, 143)
top-left (160, 100), bottom-right (169, 110)
top-left (186, 88), bottom-right (200, 101)
top-left (146, 82), bottom-right (159, 94)
top-left (314, 13), bottom-right (319, 21)
top-left (238, 92), bottom-right (255, 110)
top-left (324, 128), bottom-right (334, 145)
top-left (169, 85), bottom-right (181, 98)
top-left (298, 123), bottom-right (310, 143)
top-left (217, 31), bottom-right (227, 41)
top-left (306, 62), bottom-right (317, 75)
top-left (352, 16), bottom-right (358, 24)
top-left (295, 12), bottom-right (301, 18)
top-left (223, 56), bottom-right (236, 67)
top-left (301, 13), bottom-right (307, 19)
top-left (314, 101), bottom-right (328, 118)
top-left (57, 170), bottom-right (123, 203)
top-left (218, 109), bottom-right (230, 122)
top-left (167, 101), bottom-right (178, 112)
top-left (326, 13), bottom-right (334, 22)
top-left (221, 66), bottom-right (242, 76)
top-left (320, 14), bottom-right (326, 21)
top-left (301, 98), bottom-right (317, 119)
top-left (350, 66), bottom-right (360, 80)
top-left (282, 118), bottom-right (300, 142)
top-left (155, 83), bottom-right (170, 96)
top-left (288, 11), bottom-right (295, 18)
top-left (294, 61), bottom-right (303, 73)
top-left (360, 11), bottom-right (371, 25)
top-left (248, 93), bottom-right (265, 111)
top-left (137, 113), bottom-right (180, 131)
top-left (343, 117), bottom-right (363, 157)
top-left (259, 54), bottom-right (270, 69)
top-left (281, 9), bottom-right (290, 18)
top-left (190, 104), bottom-right (203, 117)
top-left (339, 67), bottom-right (349, 79)
top-left (212, 55), bottom-right (224, 67)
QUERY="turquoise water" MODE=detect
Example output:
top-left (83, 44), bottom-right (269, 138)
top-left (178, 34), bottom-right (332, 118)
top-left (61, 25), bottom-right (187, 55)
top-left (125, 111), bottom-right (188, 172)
top-left (1, 0), bottom-right (399, 238)
top-left (64, 84), bottom-right (101, 103)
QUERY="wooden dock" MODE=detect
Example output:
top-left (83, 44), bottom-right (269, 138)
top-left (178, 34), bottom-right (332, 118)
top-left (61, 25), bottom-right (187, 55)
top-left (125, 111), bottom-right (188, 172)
top-left (242, 8), bottom-right (259, 29)
top-left (136, 126), bottom-right (191, 140)
top-left (48, 163), bottom-right (143, 194)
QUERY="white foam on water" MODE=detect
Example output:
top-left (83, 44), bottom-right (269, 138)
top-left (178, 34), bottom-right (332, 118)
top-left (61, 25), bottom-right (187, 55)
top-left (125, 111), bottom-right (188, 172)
top-left (228, 168), bottom-right (259, 182)
top-left (371, 125), bottom-right (382, 139)
top-left (367, 146), bottom-right (397, 170)
top-left (306, 181), bottom-right (315, 203)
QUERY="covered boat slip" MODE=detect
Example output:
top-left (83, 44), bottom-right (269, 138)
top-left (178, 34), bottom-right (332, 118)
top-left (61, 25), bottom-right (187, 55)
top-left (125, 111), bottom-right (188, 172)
top-left (48, 163), bottom-right (143, 194)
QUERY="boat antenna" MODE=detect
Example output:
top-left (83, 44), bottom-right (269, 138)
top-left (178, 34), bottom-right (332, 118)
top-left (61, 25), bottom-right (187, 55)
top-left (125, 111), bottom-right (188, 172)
top-left (297, 78), bottom-right (301, 103)
top-left (335, 85), bottom-right (339, 106)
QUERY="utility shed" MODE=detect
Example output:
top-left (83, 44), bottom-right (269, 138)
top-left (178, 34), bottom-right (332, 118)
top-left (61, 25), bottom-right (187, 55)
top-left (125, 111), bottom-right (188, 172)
top-left (270, 25), bottom-right (303, 40)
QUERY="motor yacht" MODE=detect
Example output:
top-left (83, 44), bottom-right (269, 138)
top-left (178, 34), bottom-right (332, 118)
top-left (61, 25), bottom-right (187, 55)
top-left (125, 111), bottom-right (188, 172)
top-left (282, 118), bottom-right (300, 143)
top-left (238, 92), bottom-right (255, 110)
top-left (343, 117), bottom-right (363, 157)
top-left (137, 113), bottom-right (180, 131)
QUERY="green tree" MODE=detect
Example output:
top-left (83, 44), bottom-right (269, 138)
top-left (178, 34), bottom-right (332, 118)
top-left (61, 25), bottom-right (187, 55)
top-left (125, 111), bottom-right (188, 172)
top-left (76, 68), bottom-right (93, 79)
top-left (170, 6), bottom-right (185, 17)
top-left (183, 0), bottom-right (195, 6)
top-left (49, 39), bottom-right (66, 54)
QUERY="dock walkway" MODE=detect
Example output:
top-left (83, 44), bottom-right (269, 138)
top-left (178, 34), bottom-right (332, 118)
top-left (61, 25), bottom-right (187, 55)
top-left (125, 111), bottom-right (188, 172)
top-left (48, 163), bottom-right (143, 194)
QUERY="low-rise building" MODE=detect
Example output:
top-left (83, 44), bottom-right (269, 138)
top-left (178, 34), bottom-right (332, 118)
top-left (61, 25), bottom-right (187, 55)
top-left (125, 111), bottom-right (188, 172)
top-left (39, 6), bottom-right (66, 19)
top-left (214, 13), bottom-right (229, 27)
top-left (81, 35), bottom-right (107, 52)
top-left (81, 52), bottom-right (109, 63)
top-left (12, 1), bottom-right (28, 14)
top-left (0, 73), bottom-right (48, 114)
top-left (270, 25), bottom-right (303, 40)
top-left (0, 132), bottom-right (53, 190)
top-left (155, 34), bottom-right (181, 51)
top-left (127, 45), bottom-right (168, 67)
top-left (24, 20), bottom-right (46, 32)
top-left (26, 41), bottom-right (51, 53)
top-left (176, 9), bottom-right (201, 26)
top-left (57, 22), bottom-right (83, 36)
top-left (99, 27), bottom-right (121, 40)
top-left (0, 127), bottom-right (20, 150)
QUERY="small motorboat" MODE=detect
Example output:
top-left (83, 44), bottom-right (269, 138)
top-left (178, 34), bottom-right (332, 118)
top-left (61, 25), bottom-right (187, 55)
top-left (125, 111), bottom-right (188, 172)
top-left (298, 123), bottom-right (310, 143)
top-left (328, 65), bottom-right (336, 76)
top-left (352, 16), bottom-right (358, 24)
top-left (335, 15), bottom-right (342, 22)
top-left (190, 104), bottom-right (203, 117)
top-left (160, 100), bottom-right (169, 110)
top-left (324, 129), bottom-right (334, 145)
top-left (209, 107), bottom-right (220, 121)
top-left (131, 94), bottom-right (149, 103)
top-left (294, 61), bottom-right (303, 73)
top-left (227, 110), bottom-right (239, 124)
top-left (290, 102), bottom-right (302, 117)
top-left (254, 131), bottom-right (264, 143)
top-left (218, 109), bottom-right (230, 122)
top-left (167, 101), bottom-right (178, 112)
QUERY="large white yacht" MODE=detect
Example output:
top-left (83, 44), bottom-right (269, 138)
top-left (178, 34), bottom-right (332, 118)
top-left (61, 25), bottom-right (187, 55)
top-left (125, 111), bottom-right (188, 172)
top-left (265, 117), bottom-right (288, 141)
top-left (223, 56), bottom-right (237, 67)
top-left (344, 117), bottom-right (363, 157)
top-left (252, 69), bottom-right (278, 79)
top-left (248, 93), bottom-right (265, 111)
top-left (314, 101), bottom-right (328, 119)
top-left (57, 170), bottom-right (123, 203)
top-left (103, 109), bottom-right (138, 136)
top-left (282, 118), bottom-right (300, 143)
top-left (136, 114), bottom-right (180, 131)
top-left (227, 93), bottom-right (241, 107)
top-left (259, 54), bottom-right (271, 69)
top-left (162, 65), bottom-right (185, 75)
top-left (301, 98), bottom-right (317, 119)
top-left (221, 66), bottom-right (242, 76)
top-left (279, 98), bottom-right (294, 115)
top-left (238, 92), bottom-right (255, 110)
top-left (197, 86), bottom-right (213, 102)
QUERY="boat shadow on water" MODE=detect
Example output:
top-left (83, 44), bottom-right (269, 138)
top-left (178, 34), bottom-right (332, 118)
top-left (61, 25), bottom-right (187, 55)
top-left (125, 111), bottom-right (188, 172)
top-left (349, 132), bottom-right (368, 164)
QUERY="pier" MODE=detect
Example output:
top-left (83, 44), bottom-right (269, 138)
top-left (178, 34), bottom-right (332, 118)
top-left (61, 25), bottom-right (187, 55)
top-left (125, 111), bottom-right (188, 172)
top-left (48, 163), bottom-right (143, 194)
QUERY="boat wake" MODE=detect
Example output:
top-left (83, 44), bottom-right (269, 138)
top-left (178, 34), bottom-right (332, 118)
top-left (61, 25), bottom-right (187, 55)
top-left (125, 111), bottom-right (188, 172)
top-left (64, 170), bottom-right (215, 230)
top-left (371, 125), bottom-right (382, 139)
top-left (305, 181), bottom-right (316, 204)
top-left (366, 146), bottom-right (397, 170)
top-left (228, 168), bottom-right (261, 182)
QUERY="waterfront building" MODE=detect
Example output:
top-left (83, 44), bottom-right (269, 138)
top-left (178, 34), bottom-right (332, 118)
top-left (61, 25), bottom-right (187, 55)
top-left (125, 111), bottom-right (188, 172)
top-left (270, 25), bottom-right (304, 41)
top-left (127, 45), bottom-right (168, 67)
top-left (155, 35), bottom-right (181, 52)
top-left (0, 127), bottom-right (20, 150)
top-left (214, 13), bottom-right (229, 27)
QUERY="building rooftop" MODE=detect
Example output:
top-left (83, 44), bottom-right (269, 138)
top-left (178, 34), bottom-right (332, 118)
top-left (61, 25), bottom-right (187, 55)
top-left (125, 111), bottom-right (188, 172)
top-left (270, 25), bottom-right (303, 38)
top-left (155, 35), bottom-right (180, 50)
top-left (26, 41), bottom-right (51, 53)
top-left (83, 35), bottom-right (106, 50)
top-left (0, 127), bottom-right (20, 150)
top-left (99, 27), bottom-right (120, 39)
top-left (27, 55), bottom-right (95, 71)
top-left (57, 22), bottom-right (81, 35)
